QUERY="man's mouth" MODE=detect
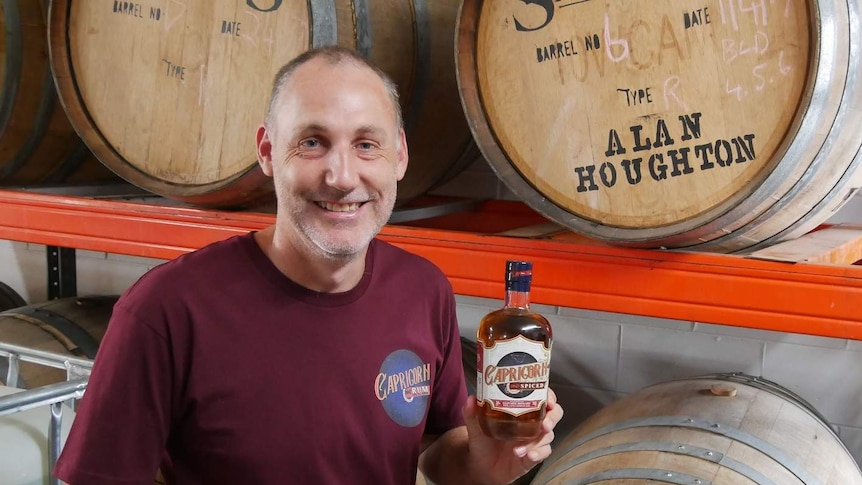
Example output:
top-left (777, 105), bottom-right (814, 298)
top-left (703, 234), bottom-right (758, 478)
top-left (317, 201), bottom-right (362, 212)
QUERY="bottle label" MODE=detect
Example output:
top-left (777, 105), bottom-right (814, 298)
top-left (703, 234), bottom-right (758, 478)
top-left (477, 335), bottom-right (551, 416)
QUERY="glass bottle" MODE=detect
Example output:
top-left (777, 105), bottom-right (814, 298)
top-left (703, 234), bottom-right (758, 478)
top-left (476, 260), bottom-right (553, 441)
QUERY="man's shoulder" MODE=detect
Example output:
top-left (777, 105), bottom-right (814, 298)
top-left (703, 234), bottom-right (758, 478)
top-left (371, 238), bottom-right (451, 294)
top-left (121, 233), bottom-right (257, 303)
top-left (372, 238), bottom-right (446, 277)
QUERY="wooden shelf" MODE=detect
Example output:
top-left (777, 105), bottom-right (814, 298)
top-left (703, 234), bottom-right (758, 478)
top-left (0, 189), bottom-right (859, 340)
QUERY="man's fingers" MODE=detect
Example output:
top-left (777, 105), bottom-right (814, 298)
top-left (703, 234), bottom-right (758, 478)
top-left (542, 388), bottom-right (564, 432)
top-left (522, 437), bottom-right (554, 462)
top-left (462, 395), bottom-right (486, 439)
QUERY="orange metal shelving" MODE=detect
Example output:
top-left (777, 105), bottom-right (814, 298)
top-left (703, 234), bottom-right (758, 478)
top-left (0, 189), bottom-right (859, 340)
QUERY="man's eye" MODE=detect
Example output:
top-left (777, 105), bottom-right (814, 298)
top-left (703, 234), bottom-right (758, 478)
top-left (357, 142), bottom-right (374, 150)
top-left (300, 139), bottom-right (320, 148)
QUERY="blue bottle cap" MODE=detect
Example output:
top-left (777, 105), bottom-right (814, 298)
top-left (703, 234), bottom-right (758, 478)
top-left (505, 261), bottom-right (533, 292)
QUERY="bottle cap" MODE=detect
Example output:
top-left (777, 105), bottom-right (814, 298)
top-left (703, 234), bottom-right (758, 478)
top-left (505, 261), bottom-right (533, 292)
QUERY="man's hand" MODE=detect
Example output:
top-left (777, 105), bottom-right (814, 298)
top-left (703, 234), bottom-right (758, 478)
top-left (419, 389), bottom-right (564, 485)
top-left (462, 388), bottom-right (564, 484)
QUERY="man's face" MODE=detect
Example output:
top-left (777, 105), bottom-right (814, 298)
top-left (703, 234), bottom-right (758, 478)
top-left (257, 58), bottom-right (408, 260)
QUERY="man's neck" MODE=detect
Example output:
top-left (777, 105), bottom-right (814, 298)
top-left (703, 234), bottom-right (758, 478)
top-left (254, 226), bottom-right (367, 293)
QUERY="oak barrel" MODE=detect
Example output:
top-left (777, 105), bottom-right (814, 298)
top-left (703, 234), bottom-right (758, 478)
top-left (0, 0), bottom-right (117, 186)
top-left (48, 0), bottom-right (477, 207)
top-left (532, 373), bottom-right (862, 485)
top-left (457, 0), bottom-right (862, 252)
top-left (0, 295), bottom-right (117, 389)
top-left (0, 281), bottom-right (26, 311)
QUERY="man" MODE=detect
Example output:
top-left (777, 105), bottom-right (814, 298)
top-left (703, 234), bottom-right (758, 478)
top-left (55, 46), bottom-right (563, 485)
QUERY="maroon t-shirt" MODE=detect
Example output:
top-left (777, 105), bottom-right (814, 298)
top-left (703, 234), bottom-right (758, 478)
top-left (55, 234), bottom-right (467, 485)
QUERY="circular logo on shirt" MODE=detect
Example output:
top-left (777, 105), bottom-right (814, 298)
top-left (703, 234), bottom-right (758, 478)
top-left (374, 350), bottom-right (432, 427)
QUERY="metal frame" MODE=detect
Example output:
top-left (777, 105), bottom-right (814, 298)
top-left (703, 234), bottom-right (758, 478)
top-left (46, 246), bottom-right (76, 300)
top-left (0, 341), bottom-right (92, 485)
top-left (0, 189), bottom-right (859, 339)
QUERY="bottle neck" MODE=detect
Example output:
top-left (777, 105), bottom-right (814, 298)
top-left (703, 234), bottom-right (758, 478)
top-left (504, 289), bottom-right (531, 309)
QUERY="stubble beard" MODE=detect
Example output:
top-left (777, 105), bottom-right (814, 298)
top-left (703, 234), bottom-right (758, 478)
top-left (286, 189), bottom-right (397, 262)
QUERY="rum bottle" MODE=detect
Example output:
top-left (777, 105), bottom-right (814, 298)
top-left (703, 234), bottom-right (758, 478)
top-left (476, 260), bottom-right (553, 441)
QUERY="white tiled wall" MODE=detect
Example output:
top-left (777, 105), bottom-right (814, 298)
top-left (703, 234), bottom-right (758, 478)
top-left (0, 242), bottom-right (162, 303)
top-left (0, 242), bottom-right (50, 303)
top-left (0, 157), bottom-right (860, 469)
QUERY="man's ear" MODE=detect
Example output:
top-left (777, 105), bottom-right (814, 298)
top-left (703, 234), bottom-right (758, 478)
top-left (395, 128), bottom-right (409, 181)
top-left (256, 125), bottom-right (274, 176)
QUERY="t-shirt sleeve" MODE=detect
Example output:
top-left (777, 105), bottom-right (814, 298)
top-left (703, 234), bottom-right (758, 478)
top-left (424, 290), bottom-right (468, 436)
top-left (54, 302), bottom-right (172, 485)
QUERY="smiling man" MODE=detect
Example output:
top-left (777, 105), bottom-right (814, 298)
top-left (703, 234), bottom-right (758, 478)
top-left (54, 46), bottom-right (562, 485)
top-left (253, 49), bottom-right (409, 293)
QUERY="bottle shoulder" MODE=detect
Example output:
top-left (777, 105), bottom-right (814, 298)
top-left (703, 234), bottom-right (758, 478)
top-left (478, 308), bottom-right (552, 342)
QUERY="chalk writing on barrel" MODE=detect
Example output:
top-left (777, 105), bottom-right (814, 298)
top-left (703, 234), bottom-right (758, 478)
top-left (663, 76), bottom-right (690, 111)
top-left (718, 0), bottom-right (771, 31)
top-left (725, 52), bottom-right (792, 101)
top-left (722, 31), bottom-right (769, 63)
top-left (198, 64), bottom-right (210, 106)
top-left (528, 11), bottom-right (700, 72)
top-left (722, 28), bottom-right (793, 101)
top-left (526, 3), bottom-right (793, 94)
top-left (603, 14), bottom-right (629, 62)
top-left (237, 10), bottom-right (276, 56)
top-left (163, 0), bottom-right (187, 32)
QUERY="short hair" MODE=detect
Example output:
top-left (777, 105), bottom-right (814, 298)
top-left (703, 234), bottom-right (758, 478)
top-left (263, 46), bottom-right (403, 133)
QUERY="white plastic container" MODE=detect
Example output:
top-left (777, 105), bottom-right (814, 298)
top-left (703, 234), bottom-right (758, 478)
top-left (0, 385), bottom-right (76, 485)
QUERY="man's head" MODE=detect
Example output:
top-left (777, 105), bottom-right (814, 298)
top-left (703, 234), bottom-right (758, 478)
top-left (263, 46), bottom-right (404, 138)
top-left (256, 47), bottom-right (409, 262)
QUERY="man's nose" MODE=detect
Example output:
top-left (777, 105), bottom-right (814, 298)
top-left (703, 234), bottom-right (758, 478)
top-left (324, 145), bottom-right (360, 192)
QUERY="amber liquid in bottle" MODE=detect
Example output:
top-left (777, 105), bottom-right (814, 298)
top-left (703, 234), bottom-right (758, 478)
top-left (476, 261), bottom-right (552, 442)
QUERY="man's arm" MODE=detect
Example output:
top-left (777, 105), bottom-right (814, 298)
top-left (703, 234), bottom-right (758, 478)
top-left (53, 304), bottom-right (171, 485)
top-left (419, 390), bottom-right (562, 485)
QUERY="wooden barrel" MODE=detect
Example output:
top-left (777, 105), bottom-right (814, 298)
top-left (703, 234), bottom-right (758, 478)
top-left (48, 0), bottom-right (477, 208)
top-left (457, 0), bottom-right (862, 252)
top-left (532, 373), bottom-right (862, 484)
top-left (0, 295), bottom-right (117, 389)
top-left (0, 0), bottom-right (118, 186)
top-left (0, 282), bottom-right (26, 311)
